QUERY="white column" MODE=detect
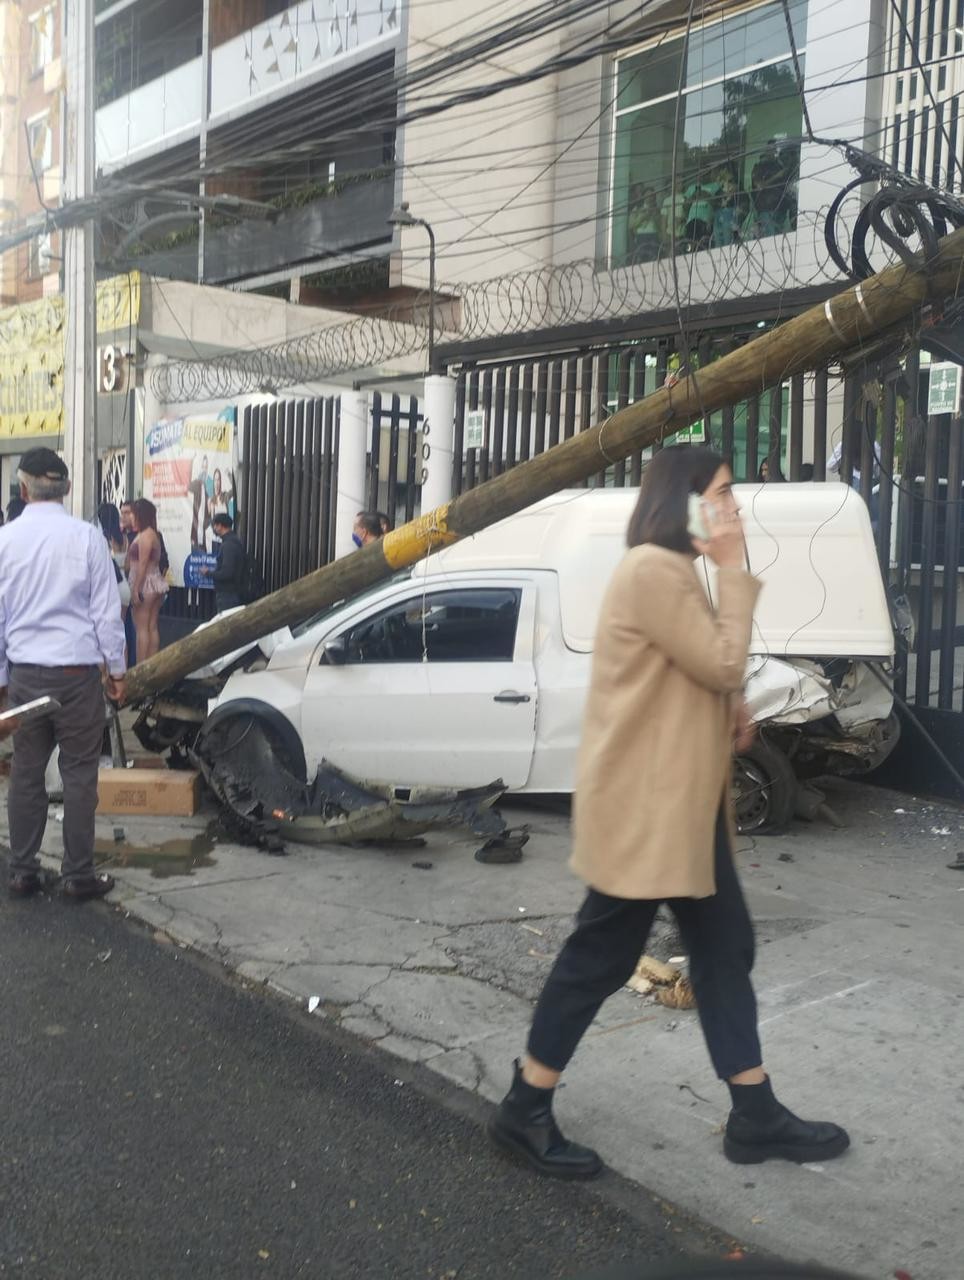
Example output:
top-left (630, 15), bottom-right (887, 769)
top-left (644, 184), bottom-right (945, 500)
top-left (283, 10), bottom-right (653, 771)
top-left (336, 388), bottom-right (369, 558)
top-left (62, 0), bottom-right (97, 518)
top-left (419, 374), bottom-right (457, 514)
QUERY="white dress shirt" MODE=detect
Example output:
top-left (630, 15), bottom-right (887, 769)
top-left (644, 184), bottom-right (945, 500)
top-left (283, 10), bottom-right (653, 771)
top-left (0, 501), bottom-right (127, 684)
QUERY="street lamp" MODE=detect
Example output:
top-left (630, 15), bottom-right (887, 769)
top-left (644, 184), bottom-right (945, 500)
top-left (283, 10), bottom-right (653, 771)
top-left (388, 202), bottom-right (437, 373)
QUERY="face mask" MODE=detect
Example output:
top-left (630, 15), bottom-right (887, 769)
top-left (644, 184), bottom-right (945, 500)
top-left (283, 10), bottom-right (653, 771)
top-left (352, 533), bottom-right (363, 549)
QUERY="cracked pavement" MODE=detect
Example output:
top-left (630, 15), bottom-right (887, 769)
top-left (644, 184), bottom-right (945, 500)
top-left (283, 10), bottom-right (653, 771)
top-left (4, 778), bottom-right (962, 1280)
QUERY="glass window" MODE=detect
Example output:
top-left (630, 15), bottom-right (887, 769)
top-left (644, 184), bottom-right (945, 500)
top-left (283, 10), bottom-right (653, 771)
top-left (26, 114), bottom-right (52, 173)
top-left (341, 589), bottom-right (521, 664)
top-left (27, 232), bottom-right (52, 280)
top-left (611, 0), bottom-right (806, 268)
top-left (29, 7), bottom-right (55, 77)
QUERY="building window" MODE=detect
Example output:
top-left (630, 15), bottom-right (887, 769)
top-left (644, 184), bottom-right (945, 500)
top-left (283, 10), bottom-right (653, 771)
top-left (27, 232), bottom-right (52, 280)
top-left (26, 113), bottom-right (52, 174)
top-left (611, 0), bottom-right (807, 268)
top-left (28, 6), bottom-right (55, 77)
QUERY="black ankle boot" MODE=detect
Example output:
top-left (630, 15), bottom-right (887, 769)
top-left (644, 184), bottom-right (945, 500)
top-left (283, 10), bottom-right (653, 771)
top-left (724, 1077), bottom-right (850, 1165)
top-left (489, 1060), bottom-right (603, 1180)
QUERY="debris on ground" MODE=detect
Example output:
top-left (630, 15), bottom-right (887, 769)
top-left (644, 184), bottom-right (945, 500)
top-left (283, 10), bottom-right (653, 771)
top-left (657, 977), bottom-right (697, 1010)
top-left (634, 955), bottom-right (681, 985)
top-left (625, 954), bottom-right (696, 1010)
top-left (307, 996), bottom-right (321, 1014)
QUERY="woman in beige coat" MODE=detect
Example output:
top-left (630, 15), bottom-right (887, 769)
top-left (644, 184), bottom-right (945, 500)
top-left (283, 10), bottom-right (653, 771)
top-left (490, 447), bottom-right (848, 1179)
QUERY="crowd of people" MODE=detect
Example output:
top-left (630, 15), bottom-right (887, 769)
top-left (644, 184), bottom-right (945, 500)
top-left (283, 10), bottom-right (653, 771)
top-left (626, 141), bottom-right (799, 263)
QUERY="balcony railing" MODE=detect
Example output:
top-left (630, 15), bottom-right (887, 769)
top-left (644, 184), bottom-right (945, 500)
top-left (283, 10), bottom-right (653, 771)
top-left (94, 3), bottom-right (401, 169)
top-left (210, 0), bottom-right (399, 120)
top-left (96, 57), bottom-right (203, 169)
top-left (121, 172), bottom-right (395, 285)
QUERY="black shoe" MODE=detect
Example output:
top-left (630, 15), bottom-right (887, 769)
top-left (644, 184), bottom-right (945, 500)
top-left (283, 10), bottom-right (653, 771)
top-left (63, 873), bottom-right (115, 902)
top-left (8, 870), bottom-right (56, 898)
top-left (488, 1060), bottom-right (603, 1180)
top-left (724, 1077), bottom-right (850, 1165)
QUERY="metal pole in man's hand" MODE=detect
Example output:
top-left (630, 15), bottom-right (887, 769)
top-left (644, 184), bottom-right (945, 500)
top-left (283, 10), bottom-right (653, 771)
top-left (107, 696), bottom-right (127, 770)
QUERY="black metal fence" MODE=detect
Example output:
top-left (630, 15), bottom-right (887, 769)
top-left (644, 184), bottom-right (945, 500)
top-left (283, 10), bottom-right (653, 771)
top-left (368, 392), bottom-right (423, 529)
top-left (238, 396), bottom-right (340, 594)
top-left (449, 334), bottom-right (964, 730)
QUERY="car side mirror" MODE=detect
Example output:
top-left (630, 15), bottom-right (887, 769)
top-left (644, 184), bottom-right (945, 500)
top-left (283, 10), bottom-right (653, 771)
top-left (323, 636), bottom-right (348, 666)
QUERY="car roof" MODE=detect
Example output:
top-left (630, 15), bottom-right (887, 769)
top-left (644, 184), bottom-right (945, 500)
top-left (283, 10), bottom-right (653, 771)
top-left (416, 486), bottom-right (894, 658)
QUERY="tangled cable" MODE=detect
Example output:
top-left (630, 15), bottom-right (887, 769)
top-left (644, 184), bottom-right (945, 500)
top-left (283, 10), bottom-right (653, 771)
top-left (823, 144), bottom-right (964, 281)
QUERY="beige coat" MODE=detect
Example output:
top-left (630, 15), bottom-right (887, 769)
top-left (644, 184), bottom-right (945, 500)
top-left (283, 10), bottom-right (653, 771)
top-left (570, 545), bottom-right (762, 900)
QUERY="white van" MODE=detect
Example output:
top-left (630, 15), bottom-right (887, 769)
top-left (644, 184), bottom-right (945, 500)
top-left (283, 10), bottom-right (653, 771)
top-left (139, 485), bottom-right (899, 835)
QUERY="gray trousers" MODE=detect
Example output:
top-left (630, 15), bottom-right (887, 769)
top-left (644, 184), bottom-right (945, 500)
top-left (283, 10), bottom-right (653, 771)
top-left (7, 665), bottom-right (105, 883)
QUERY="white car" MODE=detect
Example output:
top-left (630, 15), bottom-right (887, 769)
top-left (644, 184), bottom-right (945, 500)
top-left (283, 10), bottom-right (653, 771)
top-left (139, 486), bottom-right (899, 836)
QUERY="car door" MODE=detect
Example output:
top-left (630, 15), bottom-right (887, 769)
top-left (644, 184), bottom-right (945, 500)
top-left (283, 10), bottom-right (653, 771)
top-left (300, 581), bottom-right (538, 789)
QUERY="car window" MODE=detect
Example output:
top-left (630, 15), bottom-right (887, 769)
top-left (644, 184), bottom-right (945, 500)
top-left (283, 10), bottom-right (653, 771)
top-left (340, 588), bottom-right (522, 664)
top-left (291, 570), bottom-right (412, 638)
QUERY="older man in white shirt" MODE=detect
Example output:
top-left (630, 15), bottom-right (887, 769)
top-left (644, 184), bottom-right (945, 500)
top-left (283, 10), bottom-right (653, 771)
top-left (0, 448), bottom-right (127, 900)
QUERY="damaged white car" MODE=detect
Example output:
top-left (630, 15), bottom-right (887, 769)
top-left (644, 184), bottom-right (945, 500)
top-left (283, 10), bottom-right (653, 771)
top-left (136, 485), bottom-right (899, 843)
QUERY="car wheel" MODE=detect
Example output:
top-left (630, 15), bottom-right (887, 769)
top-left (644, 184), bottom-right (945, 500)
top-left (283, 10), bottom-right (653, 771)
top-left (733, 739), bottom-right (798, 835)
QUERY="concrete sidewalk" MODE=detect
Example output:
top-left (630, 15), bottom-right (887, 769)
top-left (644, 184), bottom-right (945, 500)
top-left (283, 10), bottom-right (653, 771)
top-left (3, 776), bottom-right (961, 1280)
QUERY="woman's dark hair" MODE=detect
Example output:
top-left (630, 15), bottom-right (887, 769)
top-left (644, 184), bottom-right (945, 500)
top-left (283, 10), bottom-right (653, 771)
top-left (6, 497), bottom-right (25, 522)
top-left (627, 446), bottom-right (726, 552)
top-left (131, 497), bottom-right (158, 532)
top-left (97, 501), bottom-right (123, 547)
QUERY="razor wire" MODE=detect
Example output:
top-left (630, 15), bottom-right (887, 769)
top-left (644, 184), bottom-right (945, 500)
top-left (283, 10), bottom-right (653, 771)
top-left (150, 174), bottom-right (961, 403)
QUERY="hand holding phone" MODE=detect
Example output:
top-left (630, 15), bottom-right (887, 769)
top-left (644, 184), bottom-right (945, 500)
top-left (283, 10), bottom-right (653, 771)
top-left (687, 493), bottom-right (745, 567)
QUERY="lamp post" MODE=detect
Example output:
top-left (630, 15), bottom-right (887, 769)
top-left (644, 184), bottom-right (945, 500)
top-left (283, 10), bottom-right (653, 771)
top-left (388, 202), bottom-right (437, 372)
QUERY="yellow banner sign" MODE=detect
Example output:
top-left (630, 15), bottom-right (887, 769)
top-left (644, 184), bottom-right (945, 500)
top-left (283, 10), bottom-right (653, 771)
top-left (0, 272), bottom-right (140, 440)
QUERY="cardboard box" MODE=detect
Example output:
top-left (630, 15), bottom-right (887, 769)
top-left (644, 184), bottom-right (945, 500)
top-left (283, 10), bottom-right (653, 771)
top-left (96, 768), bottom-right (201, 817)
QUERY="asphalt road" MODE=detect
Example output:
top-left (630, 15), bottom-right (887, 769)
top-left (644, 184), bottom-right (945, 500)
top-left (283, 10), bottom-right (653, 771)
top-left (0, 874), bottom-right (731, 1280)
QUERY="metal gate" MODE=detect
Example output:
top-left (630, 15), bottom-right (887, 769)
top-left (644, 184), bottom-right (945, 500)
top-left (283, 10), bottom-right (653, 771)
top-left (239, 396), bottom-right (340, 594)
top-left (367, 392), bottom-right (423, 529)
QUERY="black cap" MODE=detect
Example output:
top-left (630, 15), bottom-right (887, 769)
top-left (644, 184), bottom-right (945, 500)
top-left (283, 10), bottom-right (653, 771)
top-left (19, 447), bottom-right (69, 480)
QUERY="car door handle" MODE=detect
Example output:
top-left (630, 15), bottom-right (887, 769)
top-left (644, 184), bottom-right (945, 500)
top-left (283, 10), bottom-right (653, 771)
top-left (493, 692), bottom-right (531, 704)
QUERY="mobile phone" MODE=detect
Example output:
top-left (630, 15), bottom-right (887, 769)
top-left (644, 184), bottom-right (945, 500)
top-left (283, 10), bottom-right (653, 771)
top-left (0, 696), bottom-right (61, 726)
top-left (687, 493), bottom-right (714, 542)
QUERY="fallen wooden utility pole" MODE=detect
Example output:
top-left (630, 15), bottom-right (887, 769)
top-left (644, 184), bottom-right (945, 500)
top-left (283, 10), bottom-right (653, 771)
top-left (124, 226), bottom-right (964, 704)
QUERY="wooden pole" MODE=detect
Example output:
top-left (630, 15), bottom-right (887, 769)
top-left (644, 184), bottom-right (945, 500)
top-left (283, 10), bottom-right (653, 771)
top-left (124, 226), bottom-right (964, 704)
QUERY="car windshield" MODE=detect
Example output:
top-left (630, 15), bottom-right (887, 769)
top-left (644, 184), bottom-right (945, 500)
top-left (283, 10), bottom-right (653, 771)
top-left (289, 569), bottom-right (413, 638)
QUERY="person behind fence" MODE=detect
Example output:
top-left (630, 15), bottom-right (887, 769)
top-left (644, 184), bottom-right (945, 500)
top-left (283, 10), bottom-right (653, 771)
top-left (488, 445), bottom-right (849, 1179)
top-left (201, 513), bottom-right (246, 611)
top-left (0, 448), bottom-right (126, 902)
top-left (352, 511), bottom-right (385, 548)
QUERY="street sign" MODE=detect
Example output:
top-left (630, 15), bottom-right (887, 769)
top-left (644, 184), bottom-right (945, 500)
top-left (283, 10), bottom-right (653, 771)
top-left (464, 410), bottom-right (486, 450)
top-left (669, 420), bottom-right (707, 445)
top-left (927, 362), bottom-right (961, 415)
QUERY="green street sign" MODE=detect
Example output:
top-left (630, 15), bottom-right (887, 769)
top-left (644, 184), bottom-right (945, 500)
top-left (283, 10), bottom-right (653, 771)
top-left (927, 362), bottom-right (961, 415)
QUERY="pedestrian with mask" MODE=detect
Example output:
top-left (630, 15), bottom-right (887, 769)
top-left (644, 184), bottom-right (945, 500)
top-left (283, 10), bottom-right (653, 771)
top-left (489, 446), bottom-right (849, 1177)
top-left (0, 448), bottom-right (125, 900)
top-left (352, 511), bottom-right (384, 549)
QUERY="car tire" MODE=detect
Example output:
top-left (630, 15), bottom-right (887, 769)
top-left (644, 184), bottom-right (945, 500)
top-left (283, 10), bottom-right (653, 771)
top-left (733, 738), bottom-right (798, 835)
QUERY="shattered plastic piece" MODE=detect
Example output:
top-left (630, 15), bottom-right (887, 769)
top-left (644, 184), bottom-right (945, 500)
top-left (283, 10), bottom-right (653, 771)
top-left (634, 955), bottom-right (681, 986)
top-left (668, 955), bottom-right (686, 965)
top-left (411, 860), bottom-right (433, 870)
top-left (52, 809), bottom-right (64, 822)
top-left (307, 996), bottom-right (320, 1014)
top-left (98, 950), bottom-right (112, 964)
top-left (930, 826), bottom-right (952, 836)
top-left (894, 808), bottom-right (907, 814)
top-left (520, 923), bottom-right (544, 937)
